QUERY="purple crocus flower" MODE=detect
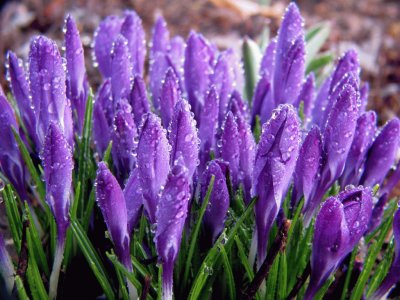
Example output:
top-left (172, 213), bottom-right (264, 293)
top-left (160, 68), bottom-right (181, 128)
top-left (251, 74), bottom-right (271, 125)
top-left (29, 36), bottom-right (73, 148)
top-left (184, 32), bottom-right (215, 120)
top-left (295, 73), bottom-right (315, 121)
top-left (123, 167), bottom-right (143, 234)
top-left (129, 76), bottom-right (150, 128)
top-left (111, 35), bottom-right (132, 103)
top-left (360, 118), bottom-right (400, 187)
top-left (155, 162), bottom-right (191, 300)
top-left (198, 86), bottom-right (219, 176)
top-left (312, 75), bottom-right (333, 128)
top-left (93, 80), bottom-right (112, 156)
top-left (168, 36), bottom-right (186, 84)
top-left (120, 11), bottom-right (146, 76)
top-left (111, 102), bottom-right (138, 183)
top-left (305, 83), bottom-right (359, 223)
top-left (169, 100), bottom-right (199, 179)
top-left (340, 111), bottom-right (377, 188)
top-left (273, 3), bottom-right (305, 107)
top-left (360, 83), bottom-right (369, 113)
top-left (137, 113), bottom-right (170, 223)
top-left (304, 187), bottom-right (373, 300)
top-left (371, 208), bottom-right (400, 299)
top-left (0, 234), bottom-right (14, 294)
top-left (201, 160), bottom-right (229, 243)
top-left (229, 90), bottom-right (248, 121)
top-left (93, 15), bottom-right (123, 78)
top-left (259, 38), bottom-right (277, 80)
top-left (150, 15), bottom-right (170, 60)
top-left (292, 126), bottom-right (322, 209)
top-left (0, 95), bottom-right (27, 200)
top-left (42, 122), bottom-right (73, 299)
top-left (253, 104), bottom-right (300, 265)
top-left (219, 112), bottom-right (240, 189)
top-left (6, 51), bottom-right (38, 146)
top-left (65, 15), bottom-right (88, 134)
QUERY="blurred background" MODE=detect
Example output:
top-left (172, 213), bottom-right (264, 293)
top-left (0, 0), bottom-right (399, 122)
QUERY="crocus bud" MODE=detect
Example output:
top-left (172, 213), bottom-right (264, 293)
top-left (168, 36), bottom-right (186, 84)
top-left (219, 112), bottom-right (240, 188)
top-left (330, 50), bottom-right (360, 94)
top-left (184, 32), bottom-right (214, 119)
top-left (0, 234), bottom-right (14, 294)
top-left (42, 122), bottom-right (73, 240)
top-left (251, 74), bottom-right (271, 125)
top-left (340, 111), bottom-right (377, 187)
top-left (65, 15), bottom-right (88, 134)
top-left (7, 51), bottom-right (38, 147)
top-left (360, 118), bottom-right (400, 187)
top-left (201, 160), bottom-right (229, 243)
top-left (306, 84), bottom-right (359, 223)
top-left (359, 83), bottom-right (369, 113)
top-left (371, 208), bottom-right (400, 299)
top-left (93, 80), bottom-right (112, 156)
top-left (95, 162), bottom-right (131, 269)
top-left (137, 113), bottom-right (170, 223)
top-left (273, 3), bottom-right (305, 106)
top-left (150, 15), bottom-right (170, 59)
top-left (129, 76), bottom-right (150, 128)
top-left (312, 75), bottom-right (333, 128)
top-left (305, 187), bottom-right (373, 300)
top-left (29, 36), bottom-right (71, 147)
top-left (259, 38), bottom-right (277, 80)
top-left (198, 86), bottom-right (219, 176)
top-left (169, 100), bottom-right (199, 179)
top-left (253, 104), bottom-right (300, 264)
top-left (0, 95), bottom-right (27, 200)
top-left (123, 168), bottom-right (143, 234)
top-left (120, 11), bottom-right (146, 76)
top-left (111, 102), bottom-right (138, 183)
top-left (295, 73), bottom-right (315, 121)
top-left (380, 160), bottom-right (400, 197)
top-left (228, 90), bottom-right (248, 121)
top-left (93, 15), bottom-right (123, 77)
top-left (236, 114), bottom-right (256, 203)
top-left (160, 68), bottom-right (181, 128)
top-left (155, 162), bottom-right (191, 300)
top-left (111, 35), bottom-right (132, 102)
top-left (292, 126), bottom-right (322, 208)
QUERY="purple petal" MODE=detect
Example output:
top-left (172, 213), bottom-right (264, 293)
top-left (273, 3), bottom-right (305, 106)
top-left (312, 75), bottom-right (333, 128)
top-left (259, 38), bottom-right (277, 80)
top-left (251, 75), bottom-right (271, 125)
top-left (330, 50), bottom-right (360, 95)
top-left (293, 126), bottom-right (322, 209)
top-left (380, 160), bottom-right (400, 197)
top-left (129, 76), bottom-right (150, 128)
top-left (160, 68), bottom-right (181, 128)
top-left (120, 11), bottom-right (146, 76)
top-left (151, 15), bottom-right (170, 58)
top-left (149, 52), bottom-right (174, 110)
top-left (295, 73), bottom-right (315, 120)
top-left (219, 111), bottom-right (240, 188)
top-left (360, 118), bottom-right (400, 187)
top-left (7, 51), bottom-right (38, 147)
top-left (137, 113), bottom-right (170, 223)
top-left (111, 35), bottom-right (132, 102)
top-left (228, 90), bottom-right (248, 121)
top-left (253, 104), bottom-right (300, 263)
top-left (93, 15), bottom-right (123, 77)
top-left (95, 162), bottom-right (131, 269)
top-left (201, 159), bottom-right (230, 243)
top-left (184, 32), bottom-right (214, 120)
top-left (340, 111), bottom-right (377, 187)
top-left (93, 100), bottom-right (111, 156)
top-left (168, 36), bottom-right (186, 84)
top-left (155, 163), bottom-right (190, 300)
top-left (42, 122), bottom-right (73, 241)
top-left (111, 102), bottom-right (138, 183)
top-left (29, 36), bottom-right (68, 147)
top-left (95, 79), bottom-right (114, 125)
top-left (65, 15), bottom-right (88, 133)
top-left (359, 83), bottom-right (369, 113)
top-left (169, 100), bottom-right (199, 179)
top-left (123, 168), bottom-right (143, 234)
top-left (198, 86), bottom-right (219, 176)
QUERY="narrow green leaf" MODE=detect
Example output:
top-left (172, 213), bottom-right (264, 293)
top-left (350, 217), bottom-right (394, 300)
top-left (15, 275), bottom-right (30, 300)
top-left (157, 264), bottom-right (162, 300)
top-left (182, 176), bottom-right (215, 286)
top-left (116, 266), bottom-right (130, 300)
top-left (340, 246), bottom-right (358, 300)
top-left (3, 185), bottom-right (22, 252)
top-left (243, 38), bottom-right (262, 102)
top-left (287, 198), bottom-right (304, 245)
top-left (314, 275), bottom-right (334, 300)
top-left (220, 245), bottom-right (236, 299)
top-left (305, 23), bottom-right (331, 67)
top-left (277, 252), bottom-right (287, 300)
top-left (265, 253), bottom-right (279, 300)
top-left (253, 115), bottom-right (262, 143)
top-left (82, 188), bottom-right (96, 231)
top-left (70, 218), bottom-right (115, 300)
top-left (306, 53), bottom-right (333, 74)
top-left (103, 141), bottom-right (113, 165)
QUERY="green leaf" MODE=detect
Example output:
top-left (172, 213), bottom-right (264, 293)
top-left (340, 246), bottom-right (358, 300)
top-left (220, 245), bottom-right (236, 299)
top-left (350, 217), bottom-right (394, 300)
top-left (15, 275), bottom-right (30, 300)
top-left (157, 264), bottom-right (162, 300)
top-left (253, 115), bottom-right (262, 143)
top-left (305, 23), bottom-right (331, 67)
top-left (277, 252), bottom-right (287, 300)
top-left (265, 253), bottom-right (279, 300)
top-left (70, 218), bottom-right (115, 300)
top-left (103, 141), bottom-right (113, 165)
top-left (3, 185), bottom-right (22, 252)
top-left (116, 266), bottom-right (130, 300)
top-left (314, 275), bottom-right (334, 300)
top-left (82, 188), bottom-right (96, 231)
top-left (182, 175), bottom-right (215, 286)
top-left (306, 53), bottom-right (333, 74)
top-left (188, 196), bottom-right (257, 300)
top-left (243, 38), bottom-right (262, 102)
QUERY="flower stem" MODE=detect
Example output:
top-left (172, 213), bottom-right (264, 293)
top-left (49, 239), bottom-right (65, 299)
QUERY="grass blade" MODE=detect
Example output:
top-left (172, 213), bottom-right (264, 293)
top-left (220, 245), bottom-right (236, 299)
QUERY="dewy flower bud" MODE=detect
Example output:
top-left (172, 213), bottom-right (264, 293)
top-left (305, 186), bottom-right (373, 300)
top-left (160, 68), bottom-right (181, 128)
top-left (123, 168), bottom-right (143, 234)
top-left (360, 118), bottom-right (400, 187)
top-left (137, 113), bottom-right (170, 223)
top-left (150, 15), bottom-right (170, 60)
top-left (155, 162), bottom-right (191, 300)
top-left (129, 76), bottom-right (150, 128)
top-left (259, 38), bottom-right (276, 80)
top-left (253, 104), bottom-right (300, 264)
top-left (111, 34), bottom-right (132, 102)
top-left (295, 73), bottom-right (315, 120)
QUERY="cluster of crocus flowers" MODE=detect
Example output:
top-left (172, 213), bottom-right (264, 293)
top-left (0, 2), bottom-right (399, 299)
